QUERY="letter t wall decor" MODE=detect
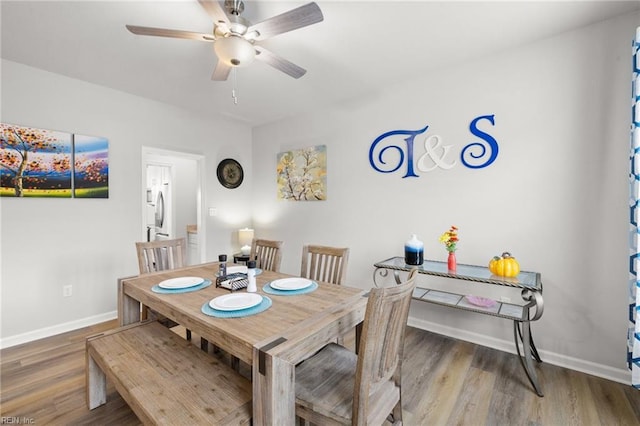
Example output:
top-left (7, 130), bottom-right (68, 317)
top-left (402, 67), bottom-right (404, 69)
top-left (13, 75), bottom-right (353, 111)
top-left (0, 123), bottom-right (109, 198)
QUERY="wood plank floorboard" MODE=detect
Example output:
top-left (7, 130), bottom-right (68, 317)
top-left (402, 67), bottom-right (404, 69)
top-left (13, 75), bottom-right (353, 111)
top-left (1, 321), bottom-right (639, 425)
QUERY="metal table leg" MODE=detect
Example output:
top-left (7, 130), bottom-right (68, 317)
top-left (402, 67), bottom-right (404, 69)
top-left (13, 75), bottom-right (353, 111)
top-left (513, 319), bottom-right (544, 396)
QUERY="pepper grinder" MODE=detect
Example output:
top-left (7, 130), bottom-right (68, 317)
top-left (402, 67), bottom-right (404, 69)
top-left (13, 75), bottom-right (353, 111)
top-left (218, 254), bottom-right (227, 278)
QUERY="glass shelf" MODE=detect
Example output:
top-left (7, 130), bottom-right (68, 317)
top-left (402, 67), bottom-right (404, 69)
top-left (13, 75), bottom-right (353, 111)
top-left (374, 256), bottom-right (541, 291)
top-left (412, 287), bottom-right (527, 321)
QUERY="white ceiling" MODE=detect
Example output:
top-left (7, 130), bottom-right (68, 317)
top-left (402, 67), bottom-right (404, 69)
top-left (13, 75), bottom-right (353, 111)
top-left (2, 1), bottom-right (639, 127)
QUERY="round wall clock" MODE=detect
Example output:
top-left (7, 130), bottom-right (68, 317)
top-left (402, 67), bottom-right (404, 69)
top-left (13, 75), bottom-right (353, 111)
top-left (216, 158), bottom-right (244, 189)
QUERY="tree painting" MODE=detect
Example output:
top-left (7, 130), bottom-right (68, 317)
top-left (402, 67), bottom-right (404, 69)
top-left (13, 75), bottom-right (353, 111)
top-left (0, 123), bottom-right (72, 197)
top-left (74, 135), bottom-right (109, 198)
top-left (277, 145), bottom-right (326, 201)
top-left (0, 123), bottom-right (109, 198)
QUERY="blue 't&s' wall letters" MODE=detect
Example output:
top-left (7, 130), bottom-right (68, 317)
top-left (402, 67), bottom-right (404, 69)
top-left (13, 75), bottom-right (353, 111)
top-left (368, 114), bottom-right (499, 178)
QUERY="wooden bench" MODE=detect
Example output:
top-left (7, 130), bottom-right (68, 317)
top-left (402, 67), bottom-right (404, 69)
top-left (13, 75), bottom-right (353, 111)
top-left (86, 321), bottom-right (252, 425)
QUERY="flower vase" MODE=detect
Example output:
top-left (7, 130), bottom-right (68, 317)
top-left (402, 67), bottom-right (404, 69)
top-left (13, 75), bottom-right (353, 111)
top-left (447, 252), bottom-right (457, 272)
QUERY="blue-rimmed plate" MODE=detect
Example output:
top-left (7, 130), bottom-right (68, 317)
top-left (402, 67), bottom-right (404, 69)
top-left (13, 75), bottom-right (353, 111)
top-left (263, 281), bottom-right (318, 296)
top-left (202, 296), bottom-right (272, 318)
top-left (270, 277), bottom-right (313, 291)
top-left (158, 276), bottom-right (204, 289)
top-left (209, 293), bottom-right (262, 311)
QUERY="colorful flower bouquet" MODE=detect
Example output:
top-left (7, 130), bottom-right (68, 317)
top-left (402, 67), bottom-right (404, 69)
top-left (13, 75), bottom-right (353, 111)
top-left (439, 225), bottom-right (459, 253)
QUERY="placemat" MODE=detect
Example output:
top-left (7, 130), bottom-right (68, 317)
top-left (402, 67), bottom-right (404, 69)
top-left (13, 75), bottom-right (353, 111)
top-left (152, 279), bottom-right (212, 294)
top-left (201, 295), bottom-right (272, 318)
top-left (262, 281), bottom-right (318, 296)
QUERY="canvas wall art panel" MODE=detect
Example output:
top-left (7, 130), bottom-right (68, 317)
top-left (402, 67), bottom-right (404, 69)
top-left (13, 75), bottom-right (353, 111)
top-left (277, 145), bottom-right (326, 201)
top-left (0, 123), bottom-right (109, 198)
top-left (0, 123), bottom-right (73, 197)
top-left (73, 134), bottom-right (109, 198)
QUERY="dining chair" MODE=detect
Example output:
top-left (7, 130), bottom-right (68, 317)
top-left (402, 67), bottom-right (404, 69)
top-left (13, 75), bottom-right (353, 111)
top-left (295, 268), bottom-right (418, 426)
top-left (250, 238), bottom-right (283, 272)
top-left (135, 238), bottom-right (201, 346)
top-left (301, 244), bottom-right (350, 346)
top-left (300, 244), bottom-right (350, 285)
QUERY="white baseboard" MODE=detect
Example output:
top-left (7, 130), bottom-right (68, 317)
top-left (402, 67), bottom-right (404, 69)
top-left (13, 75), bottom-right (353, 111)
top-left (407, 316), bottom-right (632, 386)
top-left (0, 311), bottom-right (118, 349)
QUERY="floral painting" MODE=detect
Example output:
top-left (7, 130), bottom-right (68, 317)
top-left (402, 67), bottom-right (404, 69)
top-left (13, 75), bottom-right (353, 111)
top-left (277, 145), bottom-right (326, 201)
top-left (0, 123), bottom-right (109, 198)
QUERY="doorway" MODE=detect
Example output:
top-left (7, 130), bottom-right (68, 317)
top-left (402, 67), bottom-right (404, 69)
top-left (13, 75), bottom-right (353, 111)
top-left (141, 147), bottom-right (205, 265)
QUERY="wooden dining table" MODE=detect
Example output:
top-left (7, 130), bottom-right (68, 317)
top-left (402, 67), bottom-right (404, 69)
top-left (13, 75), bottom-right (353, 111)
top-left (117, 261), bottom-right (367, 425)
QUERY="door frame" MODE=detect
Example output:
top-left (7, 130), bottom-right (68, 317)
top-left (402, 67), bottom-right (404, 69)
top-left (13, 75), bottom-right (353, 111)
top-left (141, 146), bottom-right (206, 264)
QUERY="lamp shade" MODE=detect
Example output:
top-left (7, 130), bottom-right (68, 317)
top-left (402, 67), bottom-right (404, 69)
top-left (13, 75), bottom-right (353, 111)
top-left (238, 228), bottom-right (254, 255)
top-left (214, 36), bottom-right (256, 67)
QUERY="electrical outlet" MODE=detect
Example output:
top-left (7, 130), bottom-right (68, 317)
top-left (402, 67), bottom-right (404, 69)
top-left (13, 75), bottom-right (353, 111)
top-left (208, 207), bottom-right (218, 217)
top-left (63, 285), bottom-right (73, 297)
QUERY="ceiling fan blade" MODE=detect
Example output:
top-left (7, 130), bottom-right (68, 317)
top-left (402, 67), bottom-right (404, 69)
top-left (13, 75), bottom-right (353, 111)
top-left (254, 45), bottom-right (306, 79)
top-left (126, 25), bottom-right (215, 42)
top-left (211, 61), bottom-right (232, 81)
top-left (247, 2), bottom-right (323, 41)
top-left (198, 0), bottom-right (230, 25)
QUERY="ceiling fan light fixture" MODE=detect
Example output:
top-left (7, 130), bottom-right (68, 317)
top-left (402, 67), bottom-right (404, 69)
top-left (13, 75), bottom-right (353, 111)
top-left (214, 35), bottom-right (255, 67)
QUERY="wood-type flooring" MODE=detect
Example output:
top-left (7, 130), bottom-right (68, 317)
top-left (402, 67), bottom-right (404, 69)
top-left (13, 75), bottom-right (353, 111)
top-left (1, 320), bottom-right (639, 425)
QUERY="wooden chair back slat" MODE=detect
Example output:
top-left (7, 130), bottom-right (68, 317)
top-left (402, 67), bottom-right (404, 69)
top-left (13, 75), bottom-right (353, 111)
top-left (301, 245), bottom-right (350, 286)
top-left (135, 238), bottom-right (187, 274)
top-left (250, 239), bottom-right (283, 272)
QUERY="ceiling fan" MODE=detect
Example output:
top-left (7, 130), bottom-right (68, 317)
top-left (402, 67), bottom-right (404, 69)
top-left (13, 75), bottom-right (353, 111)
top-left (126, 0), bottom-right (323, 81)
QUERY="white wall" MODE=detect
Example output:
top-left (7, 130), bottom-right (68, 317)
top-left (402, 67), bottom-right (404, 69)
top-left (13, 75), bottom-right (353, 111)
top-left (0, 60), bottom-right (253, 345)
top-left (252, 12), bottom-right (640, 381)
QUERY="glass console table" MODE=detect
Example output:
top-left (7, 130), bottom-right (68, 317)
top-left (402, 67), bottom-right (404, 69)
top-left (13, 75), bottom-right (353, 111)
top-left (373, 256), bottom-right (544, 396)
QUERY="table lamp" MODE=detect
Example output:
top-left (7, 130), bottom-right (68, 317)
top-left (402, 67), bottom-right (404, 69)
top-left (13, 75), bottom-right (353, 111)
top-left (238, 228), bottom-right (254, 255)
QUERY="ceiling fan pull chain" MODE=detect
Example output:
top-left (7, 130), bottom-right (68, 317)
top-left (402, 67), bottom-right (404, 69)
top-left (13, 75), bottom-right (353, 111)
top-left (232, 68), bottom-right (238, 105)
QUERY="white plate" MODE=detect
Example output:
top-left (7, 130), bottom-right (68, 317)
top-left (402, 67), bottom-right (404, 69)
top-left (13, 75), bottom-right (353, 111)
top-left (209, 293), bottom-right (263, 311)
top-left (158, 276), bottom-right (204, 289)
top-left (270, 277), bottom-right (313, 291)
top-left (227, 266), bottom-right (248, 275)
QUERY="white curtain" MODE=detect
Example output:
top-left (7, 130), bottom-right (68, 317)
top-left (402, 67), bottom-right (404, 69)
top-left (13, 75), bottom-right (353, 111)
top-left (629, 26), bottom-right (640, 390)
